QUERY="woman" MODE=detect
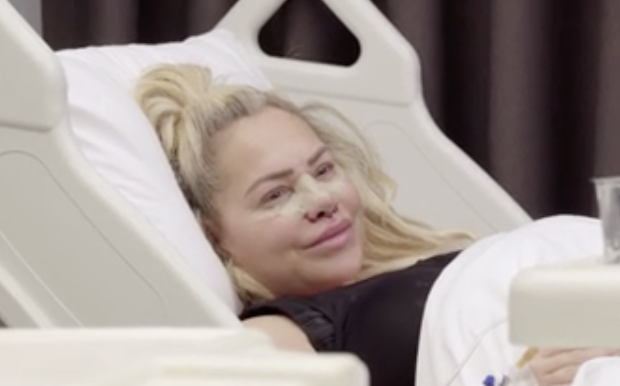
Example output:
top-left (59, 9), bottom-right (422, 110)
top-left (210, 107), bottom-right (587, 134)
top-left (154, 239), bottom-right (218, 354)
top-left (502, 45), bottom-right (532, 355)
top-left (134, 64), bottom-right (616, 386)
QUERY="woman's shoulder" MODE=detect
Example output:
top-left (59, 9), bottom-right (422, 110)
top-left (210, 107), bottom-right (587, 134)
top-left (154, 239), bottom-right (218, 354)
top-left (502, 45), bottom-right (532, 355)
top-left (239, 287), bottom-right (355, 351)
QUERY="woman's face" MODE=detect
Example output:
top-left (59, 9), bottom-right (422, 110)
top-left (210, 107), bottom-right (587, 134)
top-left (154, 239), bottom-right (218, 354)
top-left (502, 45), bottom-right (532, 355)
top-left (213, 107), bottom-right (364, 297)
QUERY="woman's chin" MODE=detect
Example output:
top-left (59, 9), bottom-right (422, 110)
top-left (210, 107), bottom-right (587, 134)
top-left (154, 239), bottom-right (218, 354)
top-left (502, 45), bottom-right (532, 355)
top-left (313, 254), bottom-right (363, 291)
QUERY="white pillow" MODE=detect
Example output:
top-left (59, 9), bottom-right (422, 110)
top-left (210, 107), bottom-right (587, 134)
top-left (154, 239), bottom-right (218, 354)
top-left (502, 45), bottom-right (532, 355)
top-left (56, 29), bottom-right (273, 313)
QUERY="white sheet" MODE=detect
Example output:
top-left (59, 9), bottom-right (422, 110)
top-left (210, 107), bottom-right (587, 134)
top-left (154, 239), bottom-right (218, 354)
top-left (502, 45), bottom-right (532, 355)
top-left (416, 215), bottom-right (612, 386)
top-left (573, 357), bottom-right (620, 386)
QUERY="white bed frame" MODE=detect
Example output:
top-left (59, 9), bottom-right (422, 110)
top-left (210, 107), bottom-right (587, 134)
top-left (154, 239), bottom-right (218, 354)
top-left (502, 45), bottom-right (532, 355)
top-left (0, 328), bottom-right (368, 385)
top-left (0, 0), bottom-right (530, 329)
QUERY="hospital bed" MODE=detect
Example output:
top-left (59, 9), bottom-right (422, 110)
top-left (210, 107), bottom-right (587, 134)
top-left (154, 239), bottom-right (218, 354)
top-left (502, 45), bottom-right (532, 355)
top-left (0, 0), bottom-right (530, 330)
top-left (2, 0), bottom-right (616, 384)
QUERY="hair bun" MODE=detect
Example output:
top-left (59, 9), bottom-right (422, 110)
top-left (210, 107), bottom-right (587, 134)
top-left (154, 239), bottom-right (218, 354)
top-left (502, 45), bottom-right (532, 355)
top-left (135, 64), bottom-right (214, 158)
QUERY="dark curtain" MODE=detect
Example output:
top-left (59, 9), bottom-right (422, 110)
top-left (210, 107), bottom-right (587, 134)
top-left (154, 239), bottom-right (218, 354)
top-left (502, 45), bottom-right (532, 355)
top-left (42, 0), bottom-right (620, 219)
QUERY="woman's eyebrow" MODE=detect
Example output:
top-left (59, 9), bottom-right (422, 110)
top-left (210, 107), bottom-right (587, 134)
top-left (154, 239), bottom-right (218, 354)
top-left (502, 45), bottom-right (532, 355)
top-left (244, 146), bottom-right (328, 197)
top-left (307, 146), bottom-right (328, 166)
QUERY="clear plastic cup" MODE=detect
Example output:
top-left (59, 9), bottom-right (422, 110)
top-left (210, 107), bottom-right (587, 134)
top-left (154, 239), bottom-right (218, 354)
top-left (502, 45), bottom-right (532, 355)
top-left (594, 176), bottom-right (620, 264)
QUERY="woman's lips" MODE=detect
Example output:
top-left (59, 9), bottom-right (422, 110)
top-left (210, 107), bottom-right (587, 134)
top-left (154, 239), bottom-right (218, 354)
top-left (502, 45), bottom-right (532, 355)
top-left (304, 220), bottom-right (352, 252)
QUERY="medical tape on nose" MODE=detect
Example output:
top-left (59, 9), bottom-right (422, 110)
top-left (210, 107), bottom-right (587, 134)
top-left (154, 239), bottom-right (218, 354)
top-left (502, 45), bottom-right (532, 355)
top-left (278, 174), bottom-right (343, 217)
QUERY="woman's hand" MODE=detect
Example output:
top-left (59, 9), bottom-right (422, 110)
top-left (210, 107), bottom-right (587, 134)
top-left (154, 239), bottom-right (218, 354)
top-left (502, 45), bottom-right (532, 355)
top-left (528, 348), bottom-right (618, 386)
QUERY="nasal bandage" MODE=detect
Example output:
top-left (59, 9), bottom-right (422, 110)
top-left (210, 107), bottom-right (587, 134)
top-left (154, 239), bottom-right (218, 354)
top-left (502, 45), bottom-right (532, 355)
top-left (258, 173), bottom-right (348, 218)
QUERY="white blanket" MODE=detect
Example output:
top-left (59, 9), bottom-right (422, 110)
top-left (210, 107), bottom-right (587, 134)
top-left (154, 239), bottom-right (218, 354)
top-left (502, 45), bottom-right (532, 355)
top-left (416, 215), bottom-right (619, 386)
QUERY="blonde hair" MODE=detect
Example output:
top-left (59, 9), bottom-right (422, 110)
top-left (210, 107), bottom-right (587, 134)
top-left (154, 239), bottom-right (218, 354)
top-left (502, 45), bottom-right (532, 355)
top-left (135, 64), bottom-right (474, 306)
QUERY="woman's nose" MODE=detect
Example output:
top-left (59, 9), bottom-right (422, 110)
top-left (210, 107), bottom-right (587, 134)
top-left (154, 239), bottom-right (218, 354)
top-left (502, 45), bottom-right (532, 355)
top-left (305, 192), bottom-right (338, 222)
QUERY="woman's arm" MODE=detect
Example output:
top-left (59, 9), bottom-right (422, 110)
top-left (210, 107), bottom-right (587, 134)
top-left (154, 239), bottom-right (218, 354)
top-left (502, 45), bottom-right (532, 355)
top-left (243, 316), bottom-right (315, 352)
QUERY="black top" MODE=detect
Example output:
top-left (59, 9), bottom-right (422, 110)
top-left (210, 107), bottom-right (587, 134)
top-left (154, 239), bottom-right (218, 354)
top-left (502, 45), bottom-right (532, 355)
top-left (240, 251), bottom-right (458, 386)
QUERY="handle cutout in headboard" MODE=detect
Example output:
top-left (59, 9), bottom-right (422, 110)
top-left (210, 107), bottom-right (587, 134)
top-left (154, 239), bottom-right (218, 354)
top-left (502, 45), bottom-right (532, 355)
top-left (258, 0), bottom-right (360, 67)
top-left (218, 0), bottom-right (417, 104)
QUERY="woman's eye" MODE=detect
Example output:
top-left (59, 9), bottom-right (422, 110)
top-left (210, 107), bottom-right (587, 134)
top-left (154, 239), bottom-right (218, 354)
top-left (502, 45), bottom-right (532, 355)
top-left (262, 187), bottom-right (290, 205)
top-left (315, 162), bottom-right (335, 178)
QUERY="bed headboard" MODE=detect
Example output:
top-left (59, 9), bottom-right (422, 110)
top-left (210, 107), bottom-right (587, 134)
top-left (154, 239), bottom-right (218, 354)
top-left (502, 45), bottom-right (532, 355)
top-left (218, 0), bottom-right (532, 237)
